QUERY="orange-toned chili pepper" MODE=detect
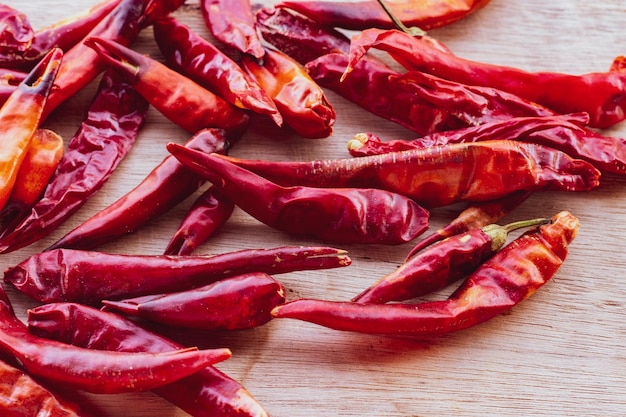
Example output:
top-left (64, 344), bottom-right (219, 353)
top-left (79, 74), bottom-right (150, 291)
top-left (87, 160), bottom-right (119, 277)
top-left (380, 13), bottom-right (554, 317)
top-left (241, 47), bottom-right (336, 139)
top-left (272, 211), bottom-right (579, 336)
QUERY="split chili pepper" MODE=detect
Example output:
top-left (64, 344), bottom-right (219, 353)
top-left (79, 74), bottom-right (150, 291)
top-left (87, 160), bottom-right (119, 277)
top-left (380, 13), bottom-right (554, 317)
top-left (276, 0), bottom-right (490, 31)
top-left (0, 4), bottom-right (33, 55)
top-left (0, 284), bottom-right (232, 394)
top-left (346, 28), bottom-right (626, 128)
top-left (272, 211), bottom-right (579, 336)
top-left (168, 143), bottom-right (429, 244)
top-left (0, 68), bottom-right (149, 253)
top-left (164, 186), bottom-right (235, 256)
top-left (85, 36), bottom-right (250, 136)
top-left (47, 128), bottom-right (228, 252)
top-left (353, 217), bottom-right (548, 304)
top-left (200, 0), bottom-right (265, 59)
top-left (153, 16), bottom-right (281, 125)
top-left (4, 246), bottom-right (351, 304)
top-left (28, 302), bottom-right (270, 417)
top-left (102, 272), bottom-right (286, 331)
top-left (241, 47), bottom-right (336, 139)
top-left (215, 140), bottom-right (600, 208)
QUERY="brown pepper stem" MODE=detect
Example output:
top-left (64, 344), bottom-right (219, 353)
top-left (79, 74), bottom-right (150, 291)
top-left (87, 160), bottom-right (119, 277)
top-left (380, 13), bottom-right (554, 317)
top-left (375, 0), bottom-right (426, 36)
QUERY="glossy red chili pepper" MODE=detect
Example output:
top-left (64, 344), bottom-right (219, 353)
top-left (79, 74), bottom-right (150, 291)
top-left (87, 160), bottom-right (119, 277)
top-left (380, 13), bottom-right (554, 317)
top-left (272, 211), bottom-right (579, 336)
top-left (28, 302), bottom-right (270, 417)
top-left (102, 272), bottom-right (286, 331)
top-left (0, 284), bottom-right (231, 394)
top-left (241, 47), bottom-right (336, 139)
top-left (353, 217), bottom-right (548, 304)
top-left (168, 143), bottom-right (429, 244)
top-left (277, 0), bottom-right (490, 30)
top-left (4, 246), bottom-right (351, 304)
top-left (153, 16), bottom-right (281, 125)
top-left (200, 0), bottom-right (264, 59)
top-left (0, 69), bottom-right (149, 253)
top-left (164, 186), bottom-right (235, 256)
top-left (348, 28), bottom-right (626, 128)
top-left (0, 4), bottom-right (33, 54)
top-left (47, 128), bottom-right (228, 252)
top-left (86, 36), bottom-right (250, 135)
top-left (216, 140), bottom-right (600, 208)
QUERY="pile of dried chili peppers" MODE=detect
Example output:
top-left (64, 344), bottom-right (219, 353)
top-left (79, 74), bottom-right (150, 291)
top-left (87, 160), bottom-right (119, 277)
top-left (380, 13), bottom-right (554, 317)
top-left (0, 0), bottom-right (620, 415)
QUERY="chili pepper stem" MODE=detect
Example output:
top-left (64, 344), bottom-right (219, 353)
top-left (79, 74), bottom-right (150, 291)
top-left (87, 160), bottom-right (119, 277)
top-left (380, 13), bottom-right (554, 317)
top-left (483, 217), bottom-right (551, 251)
top-left (375, 0), bottom-right (426, 37)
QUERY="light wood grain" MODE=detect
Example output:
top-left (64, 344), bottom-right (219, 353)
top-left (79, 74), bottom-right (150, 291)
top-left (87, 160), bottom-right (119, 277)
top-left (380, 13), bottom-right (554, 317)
top-left (1, 0), bottom-right (625, 416)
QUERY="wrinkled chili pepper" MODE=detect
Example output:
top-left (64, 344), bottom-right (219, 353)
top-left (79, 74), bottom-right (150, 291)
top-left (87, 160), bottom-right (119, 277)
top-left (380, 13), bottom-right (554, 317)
top-left (215, 140), bottom-right (600, 208)
top-left (0, 284), bottom-right (231, 394)
top-left (347, 28), bottom-right (626, 128)
top-left (28, 302), bottom-right (270, 417)
top-left (164, 186), bottom-right (235, 256)
top-left (47, 128), bottom-right (228, 252)
top-left (273, 211), bottom-right (579, 336)
top-left (200, 0), bottom-right (264, 59)
top-left (353, 217), bottom-right (548, 304)
top-left (0, 4), bottom-right (33, 54)
top-left (102, 272), bottom-right (286, 330)
top-left (0, 68), bottom-right (149, 253)
top-left (153, 16), bottom-right (281, 125)
top-left (85, 36), bottom-right (250, 136)
top-left (4, 246), bottom-right (351, 304)
top-left (0, 68), bottom-right (26, 105)
top-left (168, 144), bottom-right (429, 244)
top-left (241, 47), bottom-right (336, 139)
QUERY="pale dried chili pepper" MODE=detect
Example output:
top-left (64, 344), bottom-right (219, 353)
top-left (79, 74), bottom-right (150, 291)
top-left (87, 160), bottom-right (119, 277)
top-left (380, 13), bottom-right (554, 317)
top-left (272, 211), bottom-right (579, 336)
top-left (28, 302), bottom-right (270, 417)
top-left (168, 143), bottom-right (429, 244)
top-left (4, 246), bottom-right (351, 304)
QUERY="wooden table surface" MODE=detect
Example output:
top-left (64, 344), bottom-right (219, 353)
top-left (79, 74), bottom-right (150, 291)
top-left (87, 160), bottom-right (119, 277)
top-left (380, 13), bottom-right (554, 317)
top-left (1, 0), bottom-right (625, 416)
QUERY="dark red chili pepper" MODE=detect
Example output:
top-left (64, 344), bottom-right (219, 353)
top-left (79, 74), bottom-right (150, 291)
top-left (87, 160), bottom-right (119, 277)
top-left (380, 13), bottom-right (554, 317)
top-left (102, 272), bottom-right (286, 331)
top-left (215, 140), bottom-right (600, 208)
top-left (4, 246), bottom-right (351, 304)
top-left (85, 36), bottom-right (250, 136)
top-left (0, 4), bottom-right (33, 55)
top-left (200, 0), bottom-right (264, 59)
top-left (164, 186), bottom-right (235, 256)
top-left (241, 47), bottom-right (336, 139)
top-left (153, 16), bottom-right (281, 125)
top-left (28, 302), bottom-right (270, 417)
top-left (168, 143), bottom-right (429, 244)
top-left (272, 211), bottom-right (579, 336)
top-left (47, 128), bottom-right (228, 252)
top-left (0, 284), bottom-right (231, 394)
top-left (0, 68), bottom-right (149, 253)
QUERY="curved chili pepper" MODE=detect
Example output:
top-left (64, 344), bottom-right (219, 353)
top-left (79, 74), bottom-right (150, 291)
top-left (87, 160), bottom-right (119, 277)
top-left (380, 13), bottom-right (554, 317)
top-left (241, 47), bottom-right (336, 139)
top-left (153, 16), bottom-right (281, 125)
top-left (85, 36), bottom-right (250, 136)
top-left (272, 211), bottom-right (579, 336)
top-left (353, 217), bottom-right (548, 304)
top-left (164, 186), bottom-right (235, 256)
top-left (47, 128), bottom-right (228, 252)
top-left (200, 0), bottom-right (264, 59)
top-left (0, 68), bottom-right (26, 105)
top-left (4, 246), bottom-right (351, 304)
top-left (28, 302), bottom-right (270, 417)
top-left (0, 284), bottom-right (231, 394)
top-left (214, 140), bottom-right (600, 208)
top-left (102, 272), bottom-right (286, 331)
top-left (0, 4), bottom-right (33, 54)
top-left (0, 68), bottom-right (149, 253)
top-left (168, 144), bottom-right (429, 244)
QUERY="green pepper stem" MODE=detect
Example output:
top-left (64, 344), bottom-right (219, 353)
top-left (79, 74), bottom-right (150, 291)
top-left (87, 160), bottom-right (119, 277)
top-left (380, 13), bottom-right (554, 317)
top-left (375, 0), bottom-right (426, 37)
top-left (502, 218), bottom-right (551, 233)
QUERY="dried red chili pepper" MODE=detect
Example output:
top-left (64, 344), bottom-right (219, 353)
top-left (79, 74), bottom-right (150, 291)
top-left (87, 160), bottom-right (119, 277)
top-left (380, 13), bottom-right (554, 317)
top-left (153, 16), bottom-right (281, 125)
top-left (200, 0), bottom-right (264, 59)
top-left (102, 272), bottom-right (286, 331)
top-left (0, 284), bottom-right (231, 394)
top-left (0, 68), bottom-right (26, 105)
top-left (47, 128), bottom-right (227, 252)
top-left (273, 211), bottom-right (579, 336)
top-left (0, 68), bottom-right (149, 253)
top-left (0, 4), bottom-right (33, 55)
top-left (4, 246), bottom-right (351, 304)
top-left (216, 140), bottom-right (600, 208)
top-left (168, 143), bottom-right (429, 244)
top-left (241, 47), bottom-right (336, 139)
top-left (28, 302), bottom-right (270, 417)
